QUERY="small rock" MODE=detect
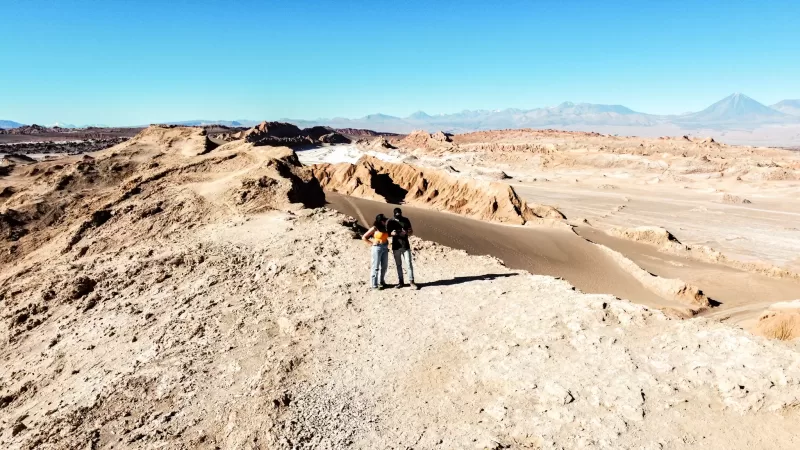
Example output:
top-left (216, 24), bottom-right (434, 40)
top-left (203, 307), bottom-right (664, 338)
top-left (11, 422), bottom-right (27, 436)
top-left (70, 277), bottom-right (97, 300)
top-left (82, 294), bottom-right (99, 312)
top-left (277, 317), bottom-right (295, 335)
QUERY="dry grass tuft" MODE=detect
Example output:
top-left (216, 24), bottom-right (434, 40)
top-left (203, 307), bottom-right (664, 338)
top-left (768, 319), bottom-right (796, 341)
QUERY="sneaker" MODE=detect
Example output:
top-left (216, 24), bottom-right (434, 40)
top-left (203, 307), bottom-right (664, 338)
top-left (379, 282), bottom-right (388, 289)
top-left (396, 283), bottom-right (406, 289)
top-left (410, 282), bottom-right (419, 290)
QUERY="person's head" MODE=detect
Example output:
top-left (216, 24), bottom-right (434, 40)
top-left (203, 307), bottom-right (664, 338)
top-left (374, 213), bottom-right (388, 229)
top-left (393, 207), bottom-right (402, 219)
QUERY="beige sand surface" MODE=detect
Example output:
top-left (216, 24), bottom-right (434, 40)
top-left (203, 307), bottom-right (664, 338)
top-left (326, 193), bottom-right (709, 315)
top-left (577, 226), bottom-right (800, 308)
top-left (511, 182), bottom-right (800, 274)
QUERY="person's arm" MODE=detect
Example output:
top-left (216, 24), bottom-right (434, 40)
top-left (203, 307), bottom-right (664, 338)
top-left (406, 219), bottom-right (413, 236)
top-left (362, 226), bottom-right (376, 245)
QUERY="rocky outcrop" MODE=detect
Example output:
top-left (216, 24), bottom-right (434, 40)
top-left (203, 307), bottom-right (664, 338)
top-left (355, 137), bottom-right (395, 150)
top-left (398, 130), bottom-right (454, 150)
top-left (0, 125), bottom-right (141, 140)
top-left (0, 126), bottom-right (325, 265)
top-left (220, 122), bottom-right (354, 147)
top-left (299, 126), bottom-right (332, 141)
top-left (430, 131), bottom-right (453, 142)
top-left (319, 132), bottom-right (351, 144)
top-left (0, 124), bottom-right (53, 135)
top-left (333, 128), bottom-right (400, 138)
top-left (236, 122), bottom-right (310, 147)
top-left (1, 154), bottom-right (37, 165)
top-left (0, 139), bottom-right (130, 156)
top-left (608, 226), bottom-right (682, 248)
top-left (311, 156), bottom-right (564, 224)
top-left (722, 193), bottom-right (752, 204)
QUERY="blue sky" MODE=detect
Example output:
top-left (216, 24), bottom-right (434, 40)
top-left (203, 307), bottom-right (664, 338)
top-left (1, 0), bottom-right (799, 126)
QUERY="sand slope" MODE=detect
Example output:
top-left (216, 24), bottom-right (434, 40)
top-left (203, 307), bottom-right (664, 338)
top-left (326, 193), bottom-right (709, 316)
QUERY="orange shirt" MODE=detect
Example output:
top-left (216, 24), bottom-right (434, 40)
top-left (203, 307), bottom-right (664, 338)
top-left (372, 230), bottom-right (389, 245)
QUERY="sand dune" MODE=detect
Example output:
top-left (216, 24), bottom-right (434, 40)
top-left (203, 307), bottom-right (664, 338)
top-left (325, 193), bottom-right (709, 316)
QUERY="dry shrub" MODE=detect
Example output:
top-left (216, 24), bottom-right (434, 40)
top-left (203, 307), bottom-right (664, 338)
top-left (769, 319), bottom-right (796, 341)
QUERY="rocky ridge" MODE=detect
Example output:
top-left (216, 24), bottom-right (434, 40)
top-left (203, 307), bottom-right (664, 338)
top-left (311, 155), bottom-right (564, 224)
top-left (212, 121), bottom-right (351, 148)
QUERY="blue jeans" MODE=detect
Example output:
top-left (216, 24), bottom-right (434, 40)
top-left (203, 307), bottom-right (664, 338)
top-left (371, 244), bottom-right (389, 288)
top-left (393, 248), bottom-right (415, 284)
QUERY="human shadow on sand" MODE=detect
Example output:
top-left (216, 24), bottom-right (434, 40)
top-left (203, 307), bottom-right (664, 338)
top-left (421, 273), bottom-right (518, 288)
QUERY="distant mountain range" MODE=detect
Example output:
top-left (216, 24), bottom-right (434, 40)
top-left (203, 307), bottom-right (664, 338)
top-left (0, 120), bottom-right (25, 129)
top-left (279, 93), bottom-right (800, 134)
top-left (4, 93), bottom-right (800, 141)
top-left (771, 99), bottom-right (800, 116)
top-left (672, 93), bottom-right (791, 126)
top-left (0, 120), bottom-right (98, 129)
top-left (164, 119), bottom-right (262, 128)
top-left (51, 122), bottom-right (78, 129)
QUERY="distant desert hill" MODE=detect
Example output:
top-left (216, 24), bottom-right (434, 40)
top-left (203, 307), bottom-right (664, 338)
top-left (0, 120), bottom-right (25, 129)
top-left (50, 122), bottom-right (77, 128)
top-left (772, 99), bottom-right (800, 116)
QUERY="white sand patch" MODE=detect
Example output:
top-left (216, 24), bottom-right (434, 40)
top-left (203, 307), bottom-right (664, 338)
top-left (297, 144), bottom-right (408, 165)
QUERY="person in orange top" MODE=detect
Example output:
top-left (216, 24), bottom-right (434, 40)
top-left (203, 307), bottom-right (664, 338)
top-left (362, 213), bottom-right (390, 289)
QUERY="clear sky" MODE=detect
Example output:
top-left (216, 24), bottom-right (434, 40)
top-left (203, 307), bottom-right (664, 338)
top-left (2, 0), bottom-right (799, 126)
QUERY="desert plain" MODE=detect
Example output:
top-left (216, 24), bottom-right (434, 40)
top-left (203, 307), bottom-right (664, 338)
top-left (0, 123), bottom-right (799, 448)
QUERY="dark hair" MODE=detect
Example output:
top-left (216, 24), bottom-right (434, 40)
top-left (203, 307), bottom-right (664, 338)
top-left (373, 214), bottom-right (388, 231)
top-left (393, 207), bottom-right (402, 217)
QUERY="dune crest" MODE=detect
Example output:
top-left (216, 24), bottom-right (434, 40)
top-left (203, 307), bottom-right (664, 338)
top-left (608, 226), bottom-right (683, 248)
top-left (594, 244), bottom-right (710, 315)
top-left (606, 225), bottom-right (800, 281)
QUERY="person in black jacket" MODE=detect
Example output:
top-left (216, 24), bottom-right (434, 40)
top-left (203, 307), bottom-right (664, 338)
top-left (387, 207), bottom-right (418, 289)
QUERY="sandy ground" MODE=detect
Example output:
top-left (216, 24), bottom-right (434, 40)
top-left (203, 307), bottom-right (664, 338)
top-left (327, 193), bottom-right (692, 313)
top-left (2, 126), bottom-right (800, 449)
top-left (429, 130), bottom-right (800, 273)
top-left (4, 207), bottom-right (800, 449)
top-left (297, 131), bottom-right (800, 329)
top-left (512, 180), bottom-right (800, 272)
